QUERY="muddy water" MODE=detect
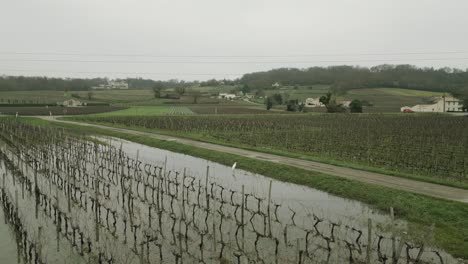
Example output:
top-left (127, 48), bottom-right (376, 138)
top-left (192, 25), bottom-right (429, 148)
top-left (112, 136), bottom-right (391, 226)
top-left (0, 156), bottom-right (85, 264)
top-left (0, 136), bottom-right (462, 263)
top-left (0, 206), bottom-right (17, 264)
top-left (102, 136), bottom-right (460, 263)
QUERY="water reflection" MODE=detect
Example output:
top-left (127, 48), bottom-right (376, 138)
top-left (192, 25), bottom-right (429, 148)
top-left (0, 135), bottom-right (461, 264)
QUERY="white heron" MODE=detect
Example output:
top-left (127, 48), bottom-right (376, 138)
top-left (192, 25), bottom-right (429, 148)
top-left (231, 162), bottom-right (238, 179)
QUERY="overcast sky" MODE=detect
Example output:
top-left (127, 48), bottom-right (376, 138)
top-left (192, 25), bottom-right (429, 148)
top-left (1, 0), bottom-right (468, 80)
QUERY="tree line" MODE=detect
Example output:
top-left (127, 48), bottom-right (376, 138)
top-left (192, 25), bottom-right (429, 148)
top-left (2, 64), bottom-right (468, 99)
top-left (0, 76), bottom-right (200, 91)
top-left (0, 76), bottom-right (107, 91)
top-left (240, 64), bottom-right (468, 94)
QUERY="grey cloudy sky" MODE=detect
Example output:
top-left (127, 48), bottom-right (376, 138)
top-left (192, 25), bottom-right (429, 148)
top-left (1, 0), bottom-right (468, 80)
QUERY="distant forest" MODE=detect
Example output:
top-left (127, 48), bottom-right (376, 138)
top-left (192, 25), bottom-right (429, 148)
top-left (1, 64), bottom-right (468, 97)
top-left (0, 77), bottom-right (196, 91)
top-left (241, 64), bottom-right (468, 96)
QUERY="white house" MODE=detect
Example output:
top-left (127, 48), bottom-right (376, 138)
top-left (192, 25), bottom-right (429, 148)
top-left (108, 80), bottom-right (129, 89)
top-left (58, 99), bottom-right (85, 107)
top-left (340, 100), bottom-right (352, 108)
top-left (305, 97), bottom-right (324, 108)
top-left (92, 80), bottom-right (129, 90)
top-left (218, 93), bottom-right (237, 100)
top-left (272, 82), bottom-right (281, 88)
top-left (401, 96), bottom-right (463, 113)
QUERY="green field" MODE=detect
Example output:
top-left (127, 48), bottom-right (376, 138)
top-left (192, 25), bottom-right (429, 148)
top-left (0, 90), bottom-right (72, 104)
top-left (250, 86), bottom-right (445, 113)
top-left (0, 89), bottom-right (150, 104)
top-left (90, 106), bottom-right (170, 116)
top-left (0, 86), bottom-right (456, 114)
top-left (262, 85), bottom-right (330, 100)
top-left (345, 88), bottom-right (442, 112)
top-left (76, 89), bottom-right (153, 103)
top-left (375, 88), bottom-right (445, 97)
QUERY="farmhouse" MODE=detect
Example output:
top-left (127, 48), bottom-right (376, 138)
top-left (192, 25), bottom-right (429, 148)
top-left (400, 96), bottom-right (463, 113)
top-left (58, 99), bottom-right (85, 107)
top-left (272, 82), bottom-right (280, 88)
top-left (218, 93), bottom-right (237, 100)
top-left (304, 97), bottom-right (324, 107)
top-left (340, 100), bottom-right (352, 108)
top-left (92, 80), bottom-right (129, 90)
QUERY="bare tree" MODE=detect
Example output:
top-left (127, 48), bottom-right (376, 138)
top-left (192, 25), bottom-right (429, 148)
top-left (192, 91), bottom-right (201, 104)
top-left (175, 87), bottom-right (186, 96)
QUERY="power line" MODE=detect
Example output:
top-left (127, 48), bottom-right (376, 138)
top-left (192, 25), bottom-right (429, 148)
top-left (0, 69), bottom-right (243, 76)
top-left (1, 51), bottom-right (468, 58)
top-left (2, 57), bottom-right (468, 64)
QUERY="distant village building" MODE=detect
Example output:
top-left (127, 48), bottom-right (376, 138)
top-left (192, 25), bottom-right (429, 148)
top-left (92, 80), bottom-right (129, 90)
top-left (305, 97), bottom-right (324, 108)
top-left (108, 80), bottom-right (129, 89)
top-left (58, 99), bottom-right (85, 107)
top-left (272, 82), bottom-right (281, 88)
top-left (305, 98), bottom-right (352, 108)
top-left (340, 100), bottom-right (352, 108)
top-left (218, 93), bottom-right (237, 100)
top-left (400, 96), bottom-right (463, 113)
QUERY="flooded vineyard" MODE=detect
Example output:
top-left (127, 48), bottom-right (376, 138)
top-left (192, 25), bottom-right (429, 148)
top-left (0, 121), bottom-right (462, 264)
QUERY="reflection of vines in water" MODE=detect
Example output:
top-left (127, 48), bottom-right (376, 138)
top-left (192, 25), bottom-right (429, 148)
top-left (0, 189), bottom-right (44, 264)
top-left (0, 120), bottom-right (455, 263)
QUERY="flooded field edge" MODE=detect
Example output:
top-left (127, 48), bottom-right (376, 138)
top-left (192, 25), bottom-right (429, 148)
top-left (0, 120), bottom-right (463, 264)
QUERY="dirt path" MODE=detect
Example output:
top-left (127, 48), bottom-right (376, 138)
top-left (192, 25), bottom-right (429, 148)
top-left (41, 116), bottom-right (468, 203)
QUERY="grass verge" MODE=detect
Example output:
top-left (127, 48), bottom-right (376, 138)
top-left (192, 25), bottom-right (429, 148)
top-left (26, 117), bottom-right (468, 259)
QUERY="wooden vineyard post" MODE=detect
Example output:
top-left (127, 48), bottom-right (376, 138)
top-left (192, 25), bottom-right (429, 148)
top-left (37, 226), bottom-right (43, 262)
top-left (120, 157), bottom-right (126, 211)
top-left (48, 159), bottom-right (52, 195)
top-left (148, 205), bottom-right (152, 228)
top-left (94, 175), bottom-right (100, 242)
top-left (14, 189), bottom-right (20, 263)
top-left (205, 167), bottom-right (210, 221)
top-left (212, 214), bottom-right (217, 259)
top-left (67, 164), bottom-right (71, 213)
top-left (390, 207), bottom-right (396, 263)
top-left (241, 185), bottom-right (245, 251)
top-left (296, 239), bottom-right (301, 264)
top-left (140, 242), bottom-right (145, 264)
top-left (128, 172), bottom-right (134, 227)
top-left (182, 168), bottom-right (186, 219)
top-left (15, 189), bottom-right (18, 212)
top-left (12, 161), bottom-right (16, 186)
top-left (55, 185), bottom-right (60, 252)
top-left (267, 180), bottom-right (272, 237)
top-left (2, 173), bottom-right (5, 225)
top-left (367, 218), bottom-right (372, 264)
top-left (164, 156), bottom-right (169, 193)
top-left (21, 174), bottom-right (24, 200)
top-left (205, 166), bottom-right (210, 190)
top-left (179, 203), bottom-right (184, 263)
top-left (16, 224), bottom-right (20, 264)
top-left (163, 156), bottom-right (167, 178)
top-left (136, 150), bottom-right (140, 167)
top-left (34, 162), bottom-right (39, 219)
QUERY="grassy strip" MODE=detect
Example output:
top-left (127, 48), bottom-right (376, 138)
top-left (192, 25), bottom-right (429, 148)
top-left (30, 117), bottom-right (468, 258)
top-left (63, 117), bottom-right (468, 190)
